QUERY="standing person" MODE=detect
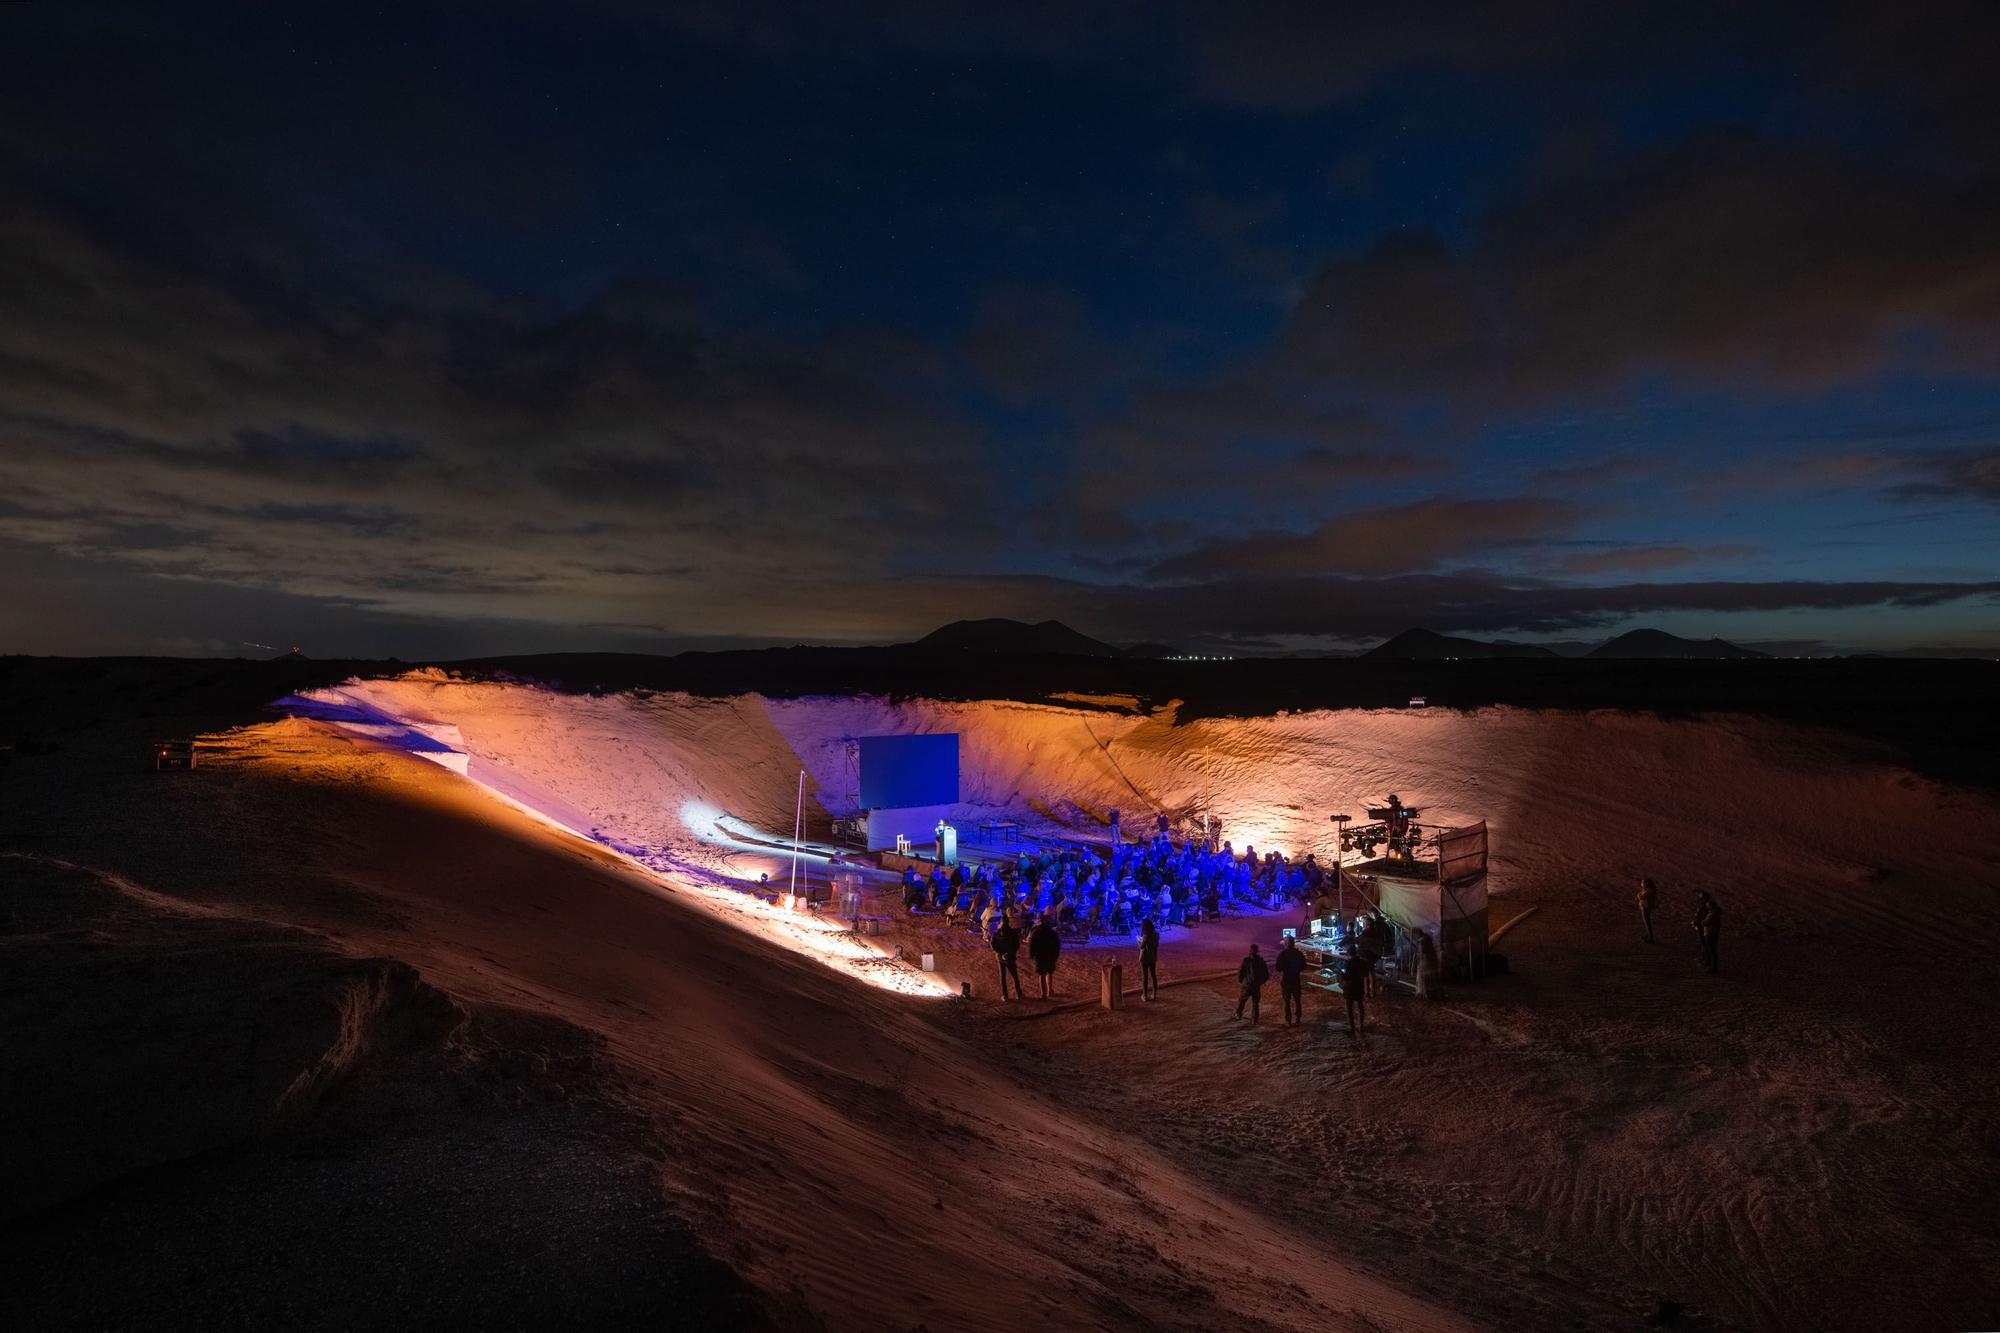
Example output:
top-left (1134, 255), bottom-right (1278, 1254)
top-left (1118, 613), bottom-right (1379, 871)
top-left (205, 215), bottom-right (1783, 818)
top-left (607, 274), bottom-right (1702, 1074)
top-left (1340, 949), bottom-right (1371, 1036)
top-left (1637, 876), bottom-right (1658, 943)
top-left (1028, 917), bottom-right (1063, 998)
top-left (1139, 917), bottom-right (1161, 1001)
top-left (1414, 930), bottom-right (1441, 1001)
top-left (992, 915), bottom-right (1024, 1000)
top-left (1274, 936), bottom-right (1308, 1026)
top-left (1235, 943), bottom-right (1270, 1022)
top-left (1367, 913), bottom-right (1394, 997)
top-left (1693, 891), bottom-right (1722, 973)
top-left (1352, 913), bottom-right (1382, 999)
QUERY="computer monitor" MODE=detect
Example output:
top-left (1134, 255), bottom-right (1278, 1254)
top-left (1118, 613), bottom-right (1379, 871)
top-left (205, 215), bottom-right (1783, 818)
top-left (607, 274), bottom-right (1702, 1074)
top-left (1280, 927), bottom-right (1298, 940)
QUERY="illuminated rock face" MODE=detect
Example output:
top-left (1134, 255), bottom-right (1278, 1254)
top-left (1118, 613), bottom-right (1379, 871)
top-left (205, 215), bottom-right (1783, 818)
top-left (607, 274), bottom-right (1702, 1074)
top-left (300, 673), bottom-right (2000, 957)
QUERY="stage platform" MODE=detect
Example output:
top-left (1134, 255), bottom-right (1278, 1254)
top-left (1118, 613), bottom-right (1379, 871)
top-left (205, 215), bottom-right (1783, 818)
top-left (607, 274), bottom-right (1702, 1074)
top-left (876, 848), bottom-right (945, 875)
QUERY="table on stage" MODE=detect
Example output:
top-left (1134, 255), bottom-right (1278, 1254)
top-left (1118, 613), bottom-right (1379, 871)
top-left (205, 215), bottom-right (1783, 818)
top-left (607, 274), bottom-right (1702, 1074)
top-left (978, 819), bottom-right (1022, 844)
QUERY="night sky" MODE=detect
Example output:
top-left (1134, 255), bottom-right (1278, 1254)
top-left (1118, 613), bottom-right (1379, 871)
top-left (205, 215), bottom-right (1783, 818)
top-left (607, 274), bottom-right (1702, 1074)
top-left (3, 3), bottom-right (1997, 657)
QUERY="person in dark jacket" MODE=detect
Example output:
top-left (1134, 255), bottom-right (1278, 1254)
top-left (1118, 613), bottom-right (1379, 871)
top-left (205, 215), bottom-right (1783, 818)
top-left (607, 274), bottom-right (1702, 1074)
top-left (1235, 943), bottom-right (1270, 1022)
top-left (1372, 914), bottom-right (1395, 995)
top-left (1139, 918), bottom-right (1161, 1001)
top-left (1274, 937), bottom-right (1308, 1026)
top-left (1637, 876), bottom-right (1658, 943)
top-left (1352, 912), bottom-right (1385, 998)
top-left (1693, 891), bottom-right (1722, 973)
top-left (1028, 918), bottom-right (1063, 997)
top-left (1341, 949), bottom-right (1371, 1036)
top-left (992, 916), bottom-right (1024, 1000)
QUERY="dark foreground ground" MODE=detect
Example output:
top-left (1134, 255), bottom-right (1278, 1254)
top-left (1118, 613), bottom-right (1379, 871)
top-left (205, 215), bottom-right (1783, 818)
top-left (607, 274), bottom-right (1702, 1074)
top-left (0, 858), bottom-right (784, 1331)
top-left (2, 652), bottom-right (1997, 1331)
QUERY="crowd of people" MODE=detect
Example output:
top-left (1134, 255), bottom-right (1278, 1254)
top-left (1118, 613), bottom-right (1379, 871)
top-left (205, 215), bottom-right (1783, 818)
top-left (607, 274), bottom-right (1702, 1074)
top-left (885, 825), bottom-right (1422, 1012)
top-left (877, 823), bottom-right (1731, 1041)
top-left (898, 828), bottom-right (1336, 939)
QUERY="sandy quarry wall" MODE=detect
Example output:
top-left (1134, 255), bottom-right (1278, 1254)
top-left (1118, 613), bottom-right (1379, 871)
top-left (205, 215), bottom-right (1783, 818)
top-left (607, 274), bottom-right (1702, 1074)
top-left (308, 674), bottom-right (2000, 955)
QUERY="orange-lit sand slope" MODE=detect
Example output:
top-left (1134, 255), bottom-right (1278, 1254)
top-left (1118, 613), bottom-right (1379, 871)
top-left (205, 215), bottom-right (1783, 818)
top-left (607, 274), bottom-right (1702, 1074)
top-left (16, 673), bottom-right (1998, 1331)
top-left (7, 714), bottom-right (1470, 1333)
top-left (316, 674), bottom-right (2000, 957)
top-left (271, 676), bottom-right (2000, 1332)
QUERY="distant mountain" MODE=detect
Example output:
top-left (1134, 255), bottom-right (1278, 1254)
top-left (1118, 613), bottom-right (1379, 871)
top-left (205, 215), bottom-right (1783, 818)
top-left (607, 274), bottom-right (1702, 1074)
top-left (1364, 629), bottom-right (1561, 660)
top-left (1587, 629), bottom-right (1769, 659)
top-left (914, 618), bottom-right (1122, 656)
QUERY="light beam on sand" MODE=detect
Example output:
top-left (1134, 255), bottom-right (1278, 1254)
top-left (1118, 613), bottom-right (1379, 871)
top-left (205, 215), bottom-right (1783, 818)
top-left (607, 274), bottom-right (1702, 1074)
top-left (483, 790), bottom-right (952, 1000)
top-left (668, 799), bottom-right (952, 998)
top-left (285, 692), bottom-right (950, 999)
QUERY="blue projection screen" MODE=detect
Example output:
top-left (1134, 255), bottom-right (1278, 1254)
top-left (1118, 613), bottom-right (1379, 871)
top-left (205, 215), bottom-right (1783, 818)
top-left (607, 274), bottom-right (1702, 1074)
top-left (858, 734), bottom-right (959, 809)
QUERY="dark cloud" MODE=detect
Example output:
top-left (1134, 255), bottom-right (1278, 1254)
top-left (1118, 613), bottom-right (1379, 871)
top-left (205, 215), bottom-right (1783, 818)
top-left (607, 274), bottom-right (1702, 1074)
top-left (1184, 0), bottom-right (1608, 108)
top-left (0, 180), bottom-right (989, 635)
top-left (2, 3), bottom-right (1996, 655)
top-left (1687, 444), bottom-right (2000, 506)
top-left (1064, 379), bottom-right (1427, 541)
top-left (1272, 134), bottom-right (2000, 407)
top-left (1882, 448), bottom-right (2000, 502)
top-left (1150, 498), bottom-right (1576, 580)
top-left (1530, 456), bottom-right (1662, 488)
top-left (8, 531), bottom-right (1993, 657)
top-left (1552, 543), bottom-right (1758, 576)
top-left (1089, 573), bottom-right (2000, 643)
top-left (1281, 446), bottom-right (1436, 486)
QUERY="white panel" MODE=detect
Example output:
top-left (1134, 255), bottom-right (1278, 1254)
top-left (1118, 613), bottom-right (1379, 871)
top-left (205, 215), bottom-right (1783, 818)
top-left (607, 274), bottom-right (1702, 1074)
top-left (865, 804), bottom-right (959, 852)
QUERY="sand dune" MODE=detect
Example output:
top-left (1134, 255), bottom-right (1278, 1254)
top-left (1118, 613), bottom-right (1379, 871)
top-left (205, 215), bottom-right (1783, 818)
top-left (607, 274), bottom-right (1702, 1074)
top-left (6, 670), bottom-right (1998, 1330)
top-left (311, 674), bottom-right (2000, 959)
top-left (3, 713), bottom-right (1468, 1332)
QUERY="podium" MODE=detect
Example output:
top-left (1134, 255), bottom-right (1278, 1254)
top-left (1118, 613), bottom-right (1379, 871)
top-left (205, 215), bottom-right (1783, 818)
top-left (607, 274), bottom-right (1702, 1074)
top-left (934, 820), bottom-right (958, 868)
top-left (1100, 963), bottom-right (1124, 1010)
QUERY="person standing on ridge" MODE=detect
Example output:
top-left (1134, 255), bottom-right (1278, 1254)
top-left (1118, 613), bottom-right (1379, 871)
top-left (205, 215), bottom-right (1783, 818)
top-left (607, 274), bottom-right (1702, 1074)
top-left (1637, 876), bottom-right (1658, 943)
top-left (992, 915), bottom-right (1024, 1000)
top-left (1236, 942), bottom-right (1270, 1022)
top-left (1274, 935), bottom-right (1308, 1026)
top-left (1693, 891), bottom-right (1722, 973)
top-left (1139, 917), bottom-right (1161, 1001)
top-left (1028, 916), bottom-right (1063, 998)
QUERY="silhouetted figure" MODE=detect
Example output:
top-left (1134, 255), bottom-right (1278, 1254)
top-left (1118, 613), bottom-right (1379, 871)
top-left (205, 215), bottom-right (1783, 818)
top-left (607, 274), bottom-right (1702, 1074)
top-left (1385, 792), bottom-right (1410, 856)
top-left (1414, 931), bottom-right (1441, 1001)
top-left (1637, 876), bottom-right (1658, 942)
top-left (1365, 913), bottom-right (1393, 996)
top-left (1352, 912), bottom-right (1383, 998)
top-left (1693, 891), bottom-right (1722, 973)
top-left (992, 917), bottom-right (1024, 1000)
top-left (1236, 943), bottom-right (1269, 1022)
top-left (1028, 919), bottom-right (1062, 997)
top-left (1274, 937), bottom-right (1308, 1026)
top-left (1139, 918), bottom-right (1161, 1000)
top-left (1341, 950), bottom-right (1371, 1035)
